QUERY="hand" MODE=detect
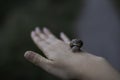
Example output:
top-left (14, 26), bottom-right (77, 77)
top-left (24, 27), bottom-right (120, 80)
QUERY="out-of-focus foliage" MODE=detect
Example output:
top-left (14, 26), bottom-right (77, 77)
top-left (114, 0), bottom-right (120, 10)
top-left (0, 0), bottom-right (119, 80)
top-left (0, 0), bottom-right (82, 80)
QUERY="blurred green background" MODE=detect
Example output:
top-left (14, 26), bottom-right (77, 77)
top-left (0, 0), bottom-right (119, 80)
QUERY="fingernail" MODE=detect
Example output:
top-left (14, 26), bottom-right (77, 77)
top-left (31, 31), bottom-right (35, 37)
top-left (24, 51), bottom-right (35, 61)
top-left (43, 27), bottom-right (49, 33)
top-left (60, 32), bottom-right (64, 35)
top-left (35, 27), bottom-right (40, 33)
top-left (60, 32), bottom-right (65, 37)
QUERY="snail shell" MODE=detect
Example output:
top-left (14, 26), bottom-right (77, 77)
top-left (70, 39), bottom-right (83, 52)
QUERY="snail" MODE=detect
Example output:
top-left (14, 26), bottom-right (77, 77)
top-left (70, 39), bottom-right (83, 52)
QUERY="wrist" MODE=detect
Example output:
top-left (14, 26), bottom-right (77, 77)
top-left (74, 58), bottom-right (120, 80)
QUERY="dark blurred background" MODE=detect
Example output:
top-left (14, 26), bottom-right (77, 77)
top-left (0, 0), bottom-right (120, 80)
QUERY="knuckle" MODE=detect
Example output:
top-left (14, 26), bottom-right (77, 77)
top-left (96, 56), bottom-right (106, 61)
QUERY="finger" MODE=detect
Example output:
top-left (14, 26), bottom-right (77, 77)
top-left (35, 27), bottom-right (47, 40)
top-left (60, 32), bottom-right (70, 44)
top-left (43, 27), bottom-right (57, 40)
top-left (31, 31), bottom-right (49, 50)
top-left (24, 51), bottom-right (68, 79)
top-left (31, 31), bottom-right (58, 58)
top-left (24, 51), bottom-right (53, 70)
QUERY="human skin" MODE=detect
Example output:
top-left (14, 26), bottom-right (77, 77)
top-left (24, 27), bottom-right (120, 80)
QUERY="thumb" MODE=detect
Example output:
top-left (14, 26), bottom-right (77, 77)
top-left (24, 51), bottom-right (69, 79)
top-left (24, 51), bottom-right (53, 70)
